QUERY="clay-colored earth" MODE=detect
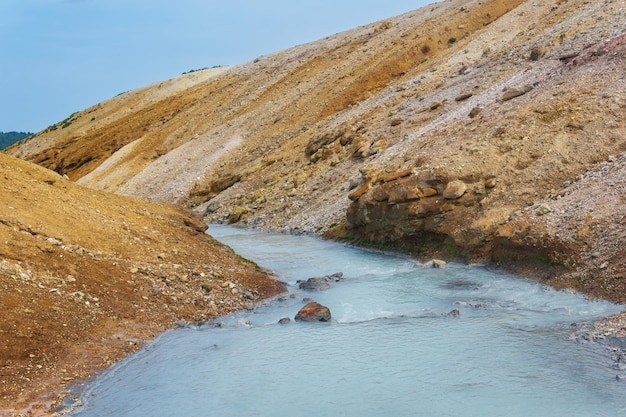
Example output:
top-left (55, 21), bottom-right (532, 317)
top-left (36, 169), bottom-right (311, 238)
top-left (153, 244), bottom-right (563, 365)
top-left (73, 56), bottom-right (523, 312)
top-left (0, 153), bottom-right (283, 415)
top-left (3, 0), bottom-right (626, 414)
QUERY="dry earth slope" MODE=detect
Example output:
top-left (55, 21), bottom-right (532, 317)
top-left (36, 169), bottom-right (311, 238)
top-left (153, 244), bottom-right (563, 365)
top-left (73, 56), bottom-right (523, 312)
top-left (4, 0), bottom-right (626, 334)
top-left (0, 152), bottom-right (283, 415)
top-left (7, 0), bottom-right (626, 299)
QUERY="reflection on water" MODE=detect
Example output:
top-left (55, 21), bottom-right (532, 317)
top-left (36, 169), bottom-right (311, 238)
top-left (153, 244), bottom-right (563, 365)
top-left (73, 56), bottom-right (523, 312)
top-left (70, 225), bottom-right (626, 417)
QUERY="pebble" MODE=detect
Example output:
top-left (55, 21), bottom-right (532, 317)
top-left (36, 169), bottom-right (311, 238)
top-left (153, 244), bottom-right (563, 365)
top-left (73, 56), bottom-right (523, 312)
top-left (537, 204), bottom-right (552, 215)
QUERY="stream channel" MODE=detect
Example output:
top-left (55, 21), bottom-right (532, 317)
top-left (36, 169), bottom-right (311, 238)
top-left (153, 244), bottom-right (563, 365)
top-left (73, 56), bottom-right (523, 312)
top-left (69, 224), bottom-right (626, 416)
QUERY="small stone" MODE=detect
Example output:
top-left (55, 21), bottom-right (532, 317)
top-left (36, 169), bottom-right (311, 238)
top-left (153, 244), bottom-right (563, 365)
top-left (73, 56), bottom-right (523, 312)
top-left (129, 267), bottom-right (139, 274)
top-left (484, 178), bottom-right (497, 188)
top-left (424, 259), bottom-right (447, 268)
top-left (278, 317), bottom-right (291, 324)
top-left (500, 85), bottom-right (533, 101)
top-left (455, 91), bottom-right (475, 101)
top-left (443, 180), bottom-right (467, 199)
top-left (422, 187), bottom-right (438, 197)
top-left (529, 47), bottom-right (546, 61)
top-left (537, 204), bottom-right (552, 215)
top-left (448, 309), bottom-right (460, 317)
top-left (468, 107), bottom-right (481, 118)
top-left (430, 101), bottom-right (442, 111)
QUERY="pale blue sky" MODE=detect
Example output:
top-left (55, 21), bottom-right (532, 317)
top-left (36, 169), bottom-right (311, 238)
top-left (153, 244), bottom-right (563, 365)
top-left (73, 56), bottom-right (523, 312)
top-left (0, 1), bottom-right (432, 133)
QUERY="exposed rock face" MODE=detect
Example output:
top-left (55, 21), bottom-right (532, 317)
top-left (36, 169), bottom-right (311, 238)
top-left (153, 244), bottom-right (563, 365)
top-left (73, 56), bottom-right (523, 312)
top-left (295, 302), bottom-right (332, 322)
top-left (346, 170), bottom-right (491, 244)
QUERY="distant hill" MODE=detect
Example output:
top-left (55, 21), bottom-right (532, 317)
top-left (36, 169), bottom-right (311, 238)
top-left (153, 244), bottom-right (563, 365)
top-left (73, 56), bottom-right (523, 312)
top-left (0, 131), bottom-right (32, 149)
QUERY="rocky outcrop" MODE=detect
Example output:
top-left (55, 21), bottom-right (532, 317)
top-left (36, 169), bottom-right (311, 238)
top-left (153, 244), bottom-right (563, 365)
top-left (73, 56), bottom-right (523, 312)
top-left (346, 169), bottom-right (495, 247)
top-left (295, 302), bottom-right (332, 322)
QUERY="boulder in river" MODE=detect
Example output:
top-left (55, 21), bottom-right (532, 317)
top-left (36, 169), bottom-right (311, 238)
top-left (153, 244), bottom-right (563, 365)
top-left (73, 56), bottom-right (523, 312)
top-left (298, 272), bottom-right (344, 291)
top-left (295, 302), bottom-right (331, 322)
top-left (298, 277), bottom-right (330, 291)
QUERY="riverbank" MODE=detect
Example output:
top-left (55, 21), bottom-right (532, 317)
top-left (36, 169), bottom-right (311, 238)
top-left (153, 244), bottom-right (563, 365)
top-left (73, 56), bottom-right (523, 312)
top-left (0, 154), bottom-right (285, 416)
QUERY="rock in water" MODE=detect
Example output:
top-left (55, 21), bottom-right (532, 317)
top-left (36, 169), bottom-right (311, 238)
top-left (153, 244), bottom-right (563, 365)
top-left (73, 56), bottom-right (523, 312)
top-left (298, 272), bottom-right (344, 291)
top-left (295, 302), bottom-right (331, 322)
top-left (299, 277), bottom-right (331, 291)
top-left (424, 259), bottom-right (447, 268)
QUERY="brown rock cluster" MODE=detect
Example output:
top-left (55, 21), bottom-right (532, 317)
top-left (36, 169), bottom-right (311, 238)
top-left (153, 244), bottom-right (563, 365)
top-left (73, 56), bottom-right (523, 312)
top-left (346, 169), bottom-right (496, 245)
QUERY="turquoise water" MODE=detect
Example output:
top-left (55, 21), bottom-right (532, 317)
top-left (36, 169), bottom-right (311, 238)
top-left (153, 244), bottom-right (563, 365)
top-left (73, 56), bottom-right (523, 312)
top-left (69, 225), bottom-right (626, 417)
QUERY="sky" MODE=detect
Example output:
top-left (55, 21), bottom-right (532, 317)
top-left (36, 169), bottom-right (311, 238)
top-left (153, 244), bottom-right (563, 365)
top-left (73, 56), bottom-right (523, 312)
top-left (0, 0), bottom-right (433, 133)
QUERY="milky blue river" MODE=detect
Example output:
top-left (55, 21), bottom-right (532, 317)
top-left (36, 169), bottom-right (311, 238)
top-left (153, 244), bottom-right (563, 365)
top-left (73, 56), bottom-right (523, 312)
top-left (69, 225), bottom-right (626, 416)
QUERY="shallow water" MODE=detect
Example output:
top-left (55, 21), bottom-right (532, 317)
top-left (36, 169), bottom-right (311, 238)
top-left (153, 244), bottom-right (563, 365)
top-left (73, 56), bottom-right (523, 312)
top-left (70, 225), bottom-right (626, 417)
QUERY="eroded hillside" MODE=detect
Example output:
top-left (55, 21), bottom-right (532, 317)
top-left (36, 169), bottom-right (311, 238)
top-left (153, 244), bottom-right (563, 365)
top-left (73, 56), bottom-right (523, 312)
top-left (7, 1), bottom-right (626, 293)
top-left (0, 153), bottom-right (283, 414)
